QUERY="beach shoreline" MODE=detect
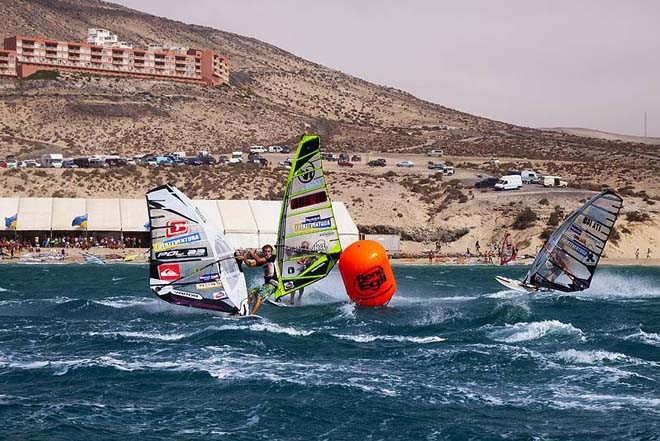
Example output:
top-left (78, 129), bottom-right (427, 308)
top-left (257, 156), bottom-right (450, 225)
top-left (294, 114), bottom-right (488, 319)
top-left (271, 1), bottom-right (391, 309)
top-left (2, 247), bottom-right (659, 267)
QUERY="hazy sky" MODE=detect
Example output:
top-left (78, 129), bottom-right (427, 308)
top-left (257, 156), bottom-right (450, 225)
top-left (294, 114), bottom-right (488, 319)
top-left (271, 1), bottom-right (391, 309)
top-left (115, 0), bottom-right (660, 136)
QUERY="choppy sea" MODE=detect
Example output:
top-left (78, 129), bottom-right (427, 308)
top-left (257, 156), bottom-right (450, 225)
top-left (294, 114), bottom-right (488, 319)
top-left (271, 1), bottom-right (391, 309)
top-left (0, 263), bottom-right (659, 440)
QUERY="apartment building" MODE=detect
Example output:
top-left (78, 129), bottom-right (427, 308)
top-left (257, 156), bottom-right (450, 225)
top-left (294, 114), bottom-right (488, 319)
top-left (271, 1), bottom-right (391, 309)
top-left (0, 34), bottom-right (229, 86)
top-left (0, 48), bottom-right (17, 77)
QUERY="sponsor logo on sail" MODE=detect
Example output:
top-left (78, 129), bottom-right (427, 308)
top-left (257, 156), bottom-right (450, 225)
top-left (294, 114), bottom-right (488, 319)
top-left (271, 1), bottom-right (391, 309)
top-left (158, 263), bottom-right (181, 281)
top-left (196, 281), bottom-right (223, 290)
top-left (212, 291), bottom-right (228, 300)
top-left (298, 163), bottom-right (316, 183)
top-left (171, 289), bottom-right (203, 300)
top-left (293, 215), bottom-right (331, 233)
top-left (199, 273), bottom-right (221, 282)
top-left (166, 220), bottom-right (189, 238)
top-left (153, 233), bottom-right (202, 252)
top-left (155, 247), bottom-right (208, 260)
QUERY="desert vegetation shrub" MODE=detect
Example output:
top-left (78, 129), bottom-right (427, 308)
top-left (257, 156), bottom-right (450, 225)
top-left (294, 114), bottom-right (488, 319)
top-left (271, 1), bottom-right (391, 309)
top-left (625, 211), bottom-right (651, 223)
top-left (609, 226), bottom-right (621, 245)
top-left (538, 198), bottom-right (549, 206)
top-left (512, 207), bottom-right (538, 230)
top-left (539, 227), bottom-right (554, 240)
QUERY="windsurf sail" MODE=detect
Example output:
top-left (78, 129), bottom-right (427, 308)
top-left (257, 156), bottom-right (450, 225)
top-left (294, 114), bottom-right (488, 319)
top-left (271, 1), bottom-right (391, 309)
top-left (274, 135), bottom-right (342, 300)
top-left (522, 189), bottom-right (623, 292)
top-left (499, 231), bottom-right (517, 265)
top-left (146, 184), bottom-right (249, 315)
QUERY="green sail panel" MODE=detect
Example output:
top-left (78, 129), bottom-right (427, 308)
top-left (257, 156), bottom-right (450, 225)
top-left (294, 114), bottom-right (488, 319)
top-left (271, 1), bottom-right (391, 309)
top-left (274, 135), bottom-right (342, 299)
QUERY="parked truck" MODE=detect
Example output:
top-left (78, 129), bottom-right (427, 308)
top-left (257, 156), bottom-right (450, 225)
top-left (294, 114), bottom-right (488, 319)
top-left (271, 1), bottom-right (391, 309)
top-left (39, 153), bottom-right (64, 168)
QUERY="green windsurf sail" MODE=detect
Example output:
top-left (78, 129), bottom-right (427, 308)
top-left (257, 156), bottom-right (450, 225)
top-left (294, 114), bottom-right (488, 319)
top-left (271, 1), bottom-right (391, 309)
top-left (274, 135), bottom-right (342, 300)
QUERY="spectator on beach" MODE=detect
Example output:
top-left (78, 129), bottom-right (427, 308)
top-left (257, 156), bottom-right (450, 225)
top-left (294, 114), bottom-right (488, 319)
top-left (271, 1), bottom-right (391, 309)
top-left (635, 248), bottom-right (640, 259)
top-left (475, 241), bottom-right (481, 255)
top-left (647, 248), bottom-right (652, 259)
top-left (466, 248), bottom-right (471, 257)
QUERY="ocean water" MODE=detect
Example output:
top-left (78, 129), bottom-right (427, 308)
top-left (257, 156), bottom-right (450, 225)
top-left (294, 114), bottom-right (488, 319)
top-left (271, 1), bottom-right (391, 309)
top-left (0, 263), bottom-right (659, 440)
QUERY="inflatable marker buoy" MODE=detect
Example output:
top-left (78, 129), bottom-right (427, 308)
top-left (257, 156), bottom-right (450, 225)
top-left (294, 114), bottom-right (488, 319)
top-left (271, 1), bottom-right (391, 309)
top-left (338, 240), bottom-right (396, 306)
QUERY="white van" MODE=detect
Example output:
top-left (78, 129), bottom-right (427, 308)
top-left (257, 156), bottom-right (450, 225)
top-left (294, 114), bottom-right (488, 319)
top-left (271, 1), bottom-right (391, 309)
top-left (249, 145), bottom-right (266, 154)
top-left (521, 170), bottom-right (540, 184)
top-left (229, 151), bottom-right (243, 164)
top-left (543, 176), bottom-right (568, 188)
top-left (39, 153), bottom-right (64, 168)
top-left (267, 145), bottom-right (283, 153)
top-left (495, 175), bottom-right (523, 190)
top-left (427, 149), bottom-right (444, 157)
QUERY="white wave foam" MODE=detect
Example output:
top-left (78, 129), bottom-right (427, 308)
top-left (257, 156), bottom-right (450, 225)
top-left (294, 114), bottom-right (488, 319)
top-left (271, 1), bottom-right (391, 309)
top-left (87, 331), bottom-right (188, 341)
top-left (625, 329), bottom-right (660, 347)
top-left (488, 320), bottom-right (584, 343)
top-left (333, 334), bottom-right (445, 344)
top-left (94, 298), bottom-right (157, 309)
top-left (208, 322), bottom-right (314, 337)
top-left (574, 272), bottom-right (660, 300)
top-left (0, 286), bottom-right (10, 292)
top-left (554, 349), bottom-right (626, 364)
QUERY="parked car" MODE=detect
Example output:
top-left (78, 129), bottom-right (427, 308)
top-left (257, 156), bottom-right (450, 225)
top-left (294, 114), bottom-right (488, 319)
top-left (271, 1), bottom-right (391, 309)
top-left (217, 155), bottom-right (230, 164)
top-left (474, 177), bottom-right (499, 188)
top-left (62, 159), bottom-right (78, 168)
top-left (426, 149), bottom-right (444, 157)
top-left (268, 145), bottom-right (283, 153)
top-left (367, 159), bottom-right (386, 167)
top-left (249, 145), bottom-right (267, 154)
top-left (495, 175), bottom-right (523, 191)
top-left (281, 146), bottom-right (291, 154)
top-left (351, 155), bottom-right (362, 162)
top-left (339, 153), bottom-right (350, 162)
top-left (0, 161), bottom-right (6, 168)
top-left (396, 160), bottom-right (414, 168)
top-left (278, 159), bottom-right (292, 169)
top-left (24, 160), bottom-right (40, 168)
top-left (338, 160), bottom-right (353, 167)
top-left (443, 166), bottom-right (455, 175)
top-left (428, 162), bottom-right (445, 170)
top-left (248, 157), bottom-right (268, 166)
top-left (184, 157), bottom-right (203, 166)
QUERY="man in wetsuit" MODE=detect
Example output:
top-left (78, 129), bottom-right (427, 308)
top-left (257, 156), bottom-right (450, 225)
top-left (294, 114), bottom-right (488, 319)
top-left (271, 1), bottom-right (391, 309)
top-left (244, 244), bottom-right (278, 315)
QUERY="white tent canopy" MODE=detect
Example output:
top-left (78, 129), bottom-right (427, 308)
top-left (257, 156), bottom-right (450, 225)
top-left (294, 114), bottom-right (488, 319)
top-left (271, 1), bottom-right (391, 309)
top-left (52, 198), bottom-right (87, 231)
top-left (0, 197), bottom-right (360, 249)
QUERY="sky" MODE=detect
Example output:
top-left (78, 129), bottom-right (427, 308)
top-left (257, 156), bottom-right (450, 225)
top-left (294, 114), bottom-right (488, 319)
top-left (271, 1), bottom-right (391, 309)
top-left (114, 0), bottom-right (660, 136)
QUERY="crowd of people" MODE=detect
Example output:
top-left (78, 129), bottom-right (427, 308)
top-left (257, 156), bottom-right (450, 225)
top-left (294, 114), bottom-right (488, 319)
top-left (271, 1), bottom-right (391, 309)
top-left (0, 235), bottom-right (148, 258)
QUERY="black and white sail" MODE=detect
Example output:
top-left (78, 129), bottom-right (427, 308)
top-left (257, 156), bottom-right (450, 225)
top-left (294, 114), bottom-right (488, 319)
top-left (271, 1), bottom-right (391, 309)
top-left (146, 185), bottom-right (249, 315)
top-left (522, 189), bottom-right (623, 292)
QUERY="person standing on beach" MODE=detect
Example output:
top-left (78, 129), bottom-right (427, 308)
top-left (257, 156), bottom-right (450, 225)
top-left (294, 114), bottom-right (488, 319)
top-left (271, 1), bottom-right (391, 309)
top-left (647, 248), bottom-right (652, 259)
top-left (475, 241), bottom-right (481, 256)
top-left (635, 248), bottom-right (640, 259)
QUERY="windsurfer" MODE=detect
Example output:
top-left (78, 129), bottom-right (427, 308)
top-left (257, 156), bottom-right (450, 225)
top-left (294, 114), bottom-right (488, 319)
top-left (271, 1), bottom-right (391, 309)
top-left (245, 244), bottom-right (278, 315)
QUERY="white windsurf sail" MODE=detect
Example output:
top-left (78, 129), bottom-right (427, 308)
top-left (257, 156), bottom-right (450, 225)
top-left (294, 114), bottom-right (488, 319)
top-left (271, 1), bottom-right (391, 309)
top-left (519, 189), bottom-right (623, 292)
top-left (146, 184), bottom-right (249, 315)
top-left (274, 135), bottom-right (342, 300)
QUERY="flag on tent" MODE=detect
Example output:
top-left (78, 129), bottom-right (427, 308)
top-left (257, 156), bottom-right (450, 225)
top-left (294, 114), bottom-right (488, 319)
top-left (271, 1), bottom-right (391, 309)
top-left (5, 214), bottom-right (17, 230)
top-left (72, 214), bottom-right (88, 229)
top-left (144, 221), bottom-right (150, 230)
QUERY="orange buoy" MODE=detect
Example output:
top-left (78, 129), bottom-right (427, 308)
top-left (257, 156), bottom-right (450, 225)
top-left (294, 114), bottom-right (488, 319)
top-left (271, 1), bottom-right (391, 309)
top-left (338, 240), bottom-right (396, 306)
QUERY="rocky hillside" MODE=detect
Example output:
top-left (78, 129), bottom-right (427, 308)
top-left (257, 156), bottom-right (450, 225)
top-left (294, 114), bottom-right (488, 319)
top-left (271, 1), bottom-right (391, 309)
top-left (0, 0), bottom-right (658, 167)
